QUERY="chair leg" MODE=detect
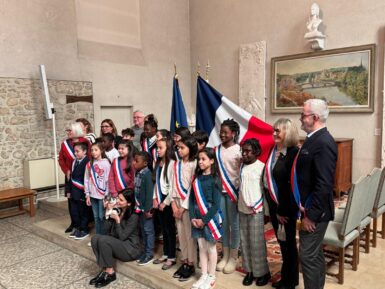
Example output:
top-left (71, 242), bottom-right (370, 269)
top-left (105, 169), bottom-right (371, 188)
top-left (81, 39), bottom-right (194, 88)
top-left (338, 247), bottom-right (345, 284)
top-left (373, 217), bottom-right (378, 248)
top-left (353, 238), bottom-right (359, 271)
top-left (365, 224), bottom-right (370, 253)
top-left (382, 214), bottom-right (385, 239)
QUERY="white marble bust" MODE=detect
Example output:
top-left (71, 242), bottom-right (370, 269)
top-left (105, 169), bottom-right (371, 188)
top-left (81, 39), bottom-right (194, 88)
top-left (305, 3), bottom-right (324, 38)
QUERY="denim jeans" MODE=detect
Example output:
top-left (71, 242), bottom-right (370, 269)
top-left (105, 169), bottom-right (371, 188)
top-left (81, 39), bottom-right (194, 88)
top-left (139, 213), bottom-right (155, 258)
top-left (91, 198), bottom-right (105, 235)
top-left (220, 193), bottom-right (240, 249)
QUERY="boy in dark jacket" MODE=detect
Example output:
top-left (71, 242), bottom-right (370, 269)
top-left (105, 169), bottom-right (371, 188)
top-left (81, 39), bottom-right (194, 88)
top-left (68, 142), bottom-right (90, 240)
top-left (133, 151), bottom-right (155, 265)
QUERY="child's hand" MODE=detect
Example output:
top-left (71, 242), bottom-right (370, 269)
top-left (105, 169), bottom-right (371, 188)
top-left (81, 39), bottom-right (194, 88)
top-left (195, 219), bottom-right (204, 228)
top-left (145, 211), bottom-right (153, 219)
top-left (159, 203), bottom-right (166, 211)
top-left (66, 170), bottom-right (71, 179)
top-left (153, 199), bottom-right (159, 209)
top-left (86, 196), bottom-right (91, 206)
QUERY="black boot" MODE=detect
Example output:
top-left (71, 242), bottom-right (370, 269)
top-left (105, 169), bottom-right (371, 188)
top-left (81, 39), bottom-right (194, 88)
top-left (256, 272), bottom-right (271, 286)
top-left (242, 272), bottom-right (254, 286)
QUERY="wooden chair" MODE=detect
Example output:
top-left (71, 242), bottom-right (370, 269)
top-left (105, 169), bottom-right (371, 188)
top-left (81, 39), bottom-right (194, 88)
top-left (371, 167), bottom-right (385, 247)
top-left (322, 175), bottom-right (369, 284)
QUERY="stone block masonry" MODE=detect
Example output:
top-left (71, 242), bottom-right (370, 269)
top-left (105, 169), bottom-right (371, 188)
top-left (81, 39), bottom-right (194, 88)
top-left (0, 78), bottom-right (93, 190)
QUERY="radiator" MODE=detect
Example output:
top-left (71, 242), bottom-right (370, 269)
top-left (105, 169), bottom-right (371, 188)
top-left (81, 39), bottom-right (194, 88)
top-left (23, 158), bottom-right (65, 189)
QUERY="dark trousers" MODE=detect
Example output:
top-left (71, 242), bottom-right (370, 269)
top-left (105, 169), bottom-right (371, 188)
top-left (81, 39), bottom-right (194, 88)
top-left (299, 221), bottom-right (329, 289)
top-left (69, 198), bottom-right (89, 232)
top-left (139, 213), bottom-right (155, 258)
top-left (269, 203), bottom-right (299, 287)
top-left (91, 235), bottom-right (138, 268)
top-left (159, 206), bottom-right (176, 259)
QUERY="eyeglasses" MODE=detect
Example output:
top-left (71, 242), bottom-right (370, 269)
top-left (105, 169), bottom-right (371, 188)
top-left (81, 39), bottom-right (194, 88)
top-left (273, 128), bottom-right (281, 133)
top-left (300, 113), bottom-right (315, 119)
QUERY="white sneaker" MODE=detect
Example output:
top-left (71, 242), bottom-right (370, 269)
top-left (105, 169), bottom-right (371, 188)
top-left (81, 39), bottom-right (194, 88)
top-left (200, 275), bottom-right (216, 289)
top-left (191, 274), bottom-right (207, 289)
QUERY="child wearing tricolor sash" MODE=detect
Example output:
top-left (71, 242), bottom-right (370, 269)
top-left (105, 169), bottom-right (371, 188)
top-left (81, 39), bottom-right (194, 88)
top-left (85, 142), bottom-right (111, 235)
top-left (239, 139), bottom-right (270, 287)
top-left (215, 119), bottom-right (242, 274)
top-left (108, 140), bottom-right (135, 197)
top-left (171, 136), bottom-right (198, 281)
top-left (189, 148), bottom-right (222, 289)
top-left (152, 136), bottom-right (177, 270)
top-left (59, 122), bottom-right (90, 234)
top-left (67, 142), bottom-right (90, 240)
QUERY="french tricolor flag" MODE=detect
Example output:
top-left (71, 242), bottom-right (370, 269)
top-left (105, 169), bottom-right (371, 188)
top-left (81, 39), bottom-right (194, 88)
top-left (196, 76), bottom-right (274, 162)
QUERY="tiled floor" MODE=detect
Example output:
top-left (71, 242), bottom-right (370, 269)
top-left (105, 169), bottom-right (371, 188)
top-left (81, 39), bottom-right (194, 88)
top-left (0, 208), bottom-right (148, 289)
top-left (2, 205), bottom-right (385, 289)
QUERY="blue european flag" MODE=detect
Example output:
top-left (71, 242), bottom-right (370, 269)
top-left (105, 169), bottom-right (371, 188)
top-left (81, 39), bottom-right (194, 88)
top-left (170, 76), bottom-right (188, 133)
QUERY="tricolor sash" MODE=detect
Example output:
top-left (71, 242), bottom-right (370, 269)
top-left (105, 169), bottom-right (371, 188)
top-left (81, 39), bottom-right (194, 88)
top-left (154, 165), bottom-right (164, 204)
top-left (291, 151), bottom-right (304, 219)
top-left (265, 146), bottom-right (279, 204)
top-left (143, 136), bottom-right (158, 167)
top-left (135, 197), bottom-right (143, 213)
top-left (240, 164), bottom-right (264, 213)
top-left (88, 163), bottom-right (107, 196)
top-left (215, 145), bottom-right (238, 203)
top-left (63, 139), bottom-right (75, 161)
top-left (192, 178), bottom-right (223, 241)
top-left (71, 159), bottom-right (84, 190)
top-left (174, 161), bottom-right (188, 200)
top-left (113, 158), bottom-right (127, 192)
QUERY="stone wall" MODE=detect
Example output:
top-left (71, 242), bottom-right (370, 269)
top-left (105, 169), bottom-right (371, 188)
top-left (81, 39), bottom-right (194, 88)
top-left (0, 78), bottom-right (93, 190)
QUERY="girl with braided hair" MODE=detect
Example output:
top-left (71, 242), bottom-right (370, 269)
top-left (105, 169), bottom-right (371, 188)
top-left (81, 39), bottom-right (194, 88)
top-left (215, 119), bottom-right (242, 274)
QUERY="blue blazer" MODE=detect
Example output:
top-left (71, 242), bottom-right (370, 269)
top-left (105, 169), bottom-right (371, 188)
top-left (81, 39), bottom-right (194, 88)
top-left (296, 127), bottom-right (337, 223)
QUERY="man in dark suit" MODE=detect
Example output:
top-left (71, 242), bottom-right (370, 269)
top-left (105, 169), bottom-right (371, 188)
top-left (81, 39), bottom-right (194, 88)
top-left (296, 99), bottom-right (337, 289)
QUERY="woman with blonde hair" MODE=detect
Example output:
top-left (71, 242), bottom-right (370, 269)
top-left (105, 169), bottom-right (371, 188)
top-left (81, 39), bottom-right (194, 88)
top-left (263, 118), bottom-right (300, 289)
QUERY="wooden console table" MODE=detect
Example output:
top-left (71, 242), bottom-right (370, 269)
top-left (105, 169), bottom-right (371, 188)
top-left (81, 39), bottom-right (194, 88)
top-left (0, 188), bottom-right (36, 218)
top-left (300, 138), bottom-right (353, 198)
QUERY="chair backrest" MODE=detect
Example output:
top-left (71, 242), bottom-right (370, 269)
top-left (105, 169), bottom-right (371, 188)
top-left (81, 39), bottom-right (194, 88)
top-left (361, 168), bottom-right (382, 220)
top-left (373, 167), bottom-right (385, 211)
top-left (340, 175), bottom-right (370, 238)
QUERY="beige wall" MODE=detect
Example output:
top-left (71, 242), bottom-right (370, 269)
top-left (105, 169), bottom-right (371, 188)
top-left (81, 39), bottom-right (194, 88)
top-left (0, 0), bottom-right (192, 131)
top-left (190, 0), bottom-right (385, 181)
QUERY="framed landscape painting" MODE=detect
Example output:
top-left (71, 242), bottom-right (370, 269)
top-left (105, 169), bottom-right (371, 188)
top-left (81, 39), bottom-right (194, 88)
top-left (271, 44), bottom-right (375, 113)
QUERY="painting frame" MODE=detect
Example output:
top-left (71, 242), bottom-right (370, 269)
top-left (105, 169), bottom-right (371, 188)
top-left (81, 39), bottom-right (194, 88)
top-left (270, 44), bottom-right (376, 113)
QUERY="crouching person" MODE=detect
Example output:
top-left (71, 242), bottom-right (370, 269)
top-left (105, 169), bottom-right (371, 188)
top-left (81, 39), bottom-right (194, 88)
top-left (89, 189), bottom-right (141, 288)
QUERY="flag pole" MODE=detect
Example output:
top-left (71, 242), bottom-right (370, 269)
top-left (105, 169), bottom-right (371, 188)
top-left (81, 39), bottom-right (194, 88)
top-left (174, 63), bottom-right (178, 79)
top-left (205, 59), bottom-right (210, 83)
top-left (197, 61), bottom-right (201, 77)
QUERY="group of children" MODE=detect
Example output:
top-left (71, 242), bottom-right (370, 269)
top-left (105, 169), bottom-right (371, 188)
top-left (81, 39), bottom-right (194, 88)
top-left (59, 116), bottom-right (271, 289)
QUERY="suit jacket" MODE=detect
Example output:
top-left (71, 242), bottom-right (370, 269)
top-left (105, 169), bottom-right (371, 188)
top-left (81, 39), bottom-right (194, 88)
top-left (296, 127), bottom-right (337, 223)
top-left (68, 156), bottom-right (89, 200)
top-left (272, 146), bottom-right (300, 217)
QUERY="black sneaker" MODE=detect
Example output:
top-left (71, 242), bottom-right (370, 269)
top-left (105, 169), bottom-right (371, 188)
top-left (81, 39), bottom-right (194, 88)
top-left (137, 255), bottom-right (154, 266)
top-left (74, 230), bottom-right (89, 240)
top-left (69, 229), bottom-right (79, 238)
top-left (173, 264), bottom-right (185, 278)
top-left (89, 271), bottom-right (105, 285)
top-left (179, 264), bottom-right (195, 281)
